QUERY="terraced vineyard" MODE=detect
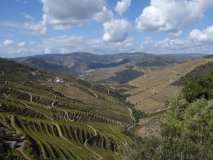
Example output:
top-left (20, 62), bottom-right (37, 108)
top-left (126, 57), bottom-right (213, 113)
top-left (0, 58), bottom-right (133, 160)
top-left (125, 57), bottom-right (213, 137)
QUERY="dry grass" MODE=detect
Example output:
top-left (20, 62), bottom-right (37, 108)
top-left (126, 58), bottom-right (213, 114)
top-left (47, 82), bottom-right (97, 104)
top-left (137, 113), bottom-right (162, 137)
top-left (79, 66), bottom-right (126, 82)
top-left (124, 57), bottom-right (213, 137)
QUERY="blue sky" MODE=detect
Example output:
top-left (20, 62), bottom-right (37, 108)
top-left (0, 0), bottom-right (213, 57)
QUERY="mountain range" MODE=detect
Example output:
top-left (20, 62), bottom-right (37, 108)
top-left (1, 53), bottom-right (212, 159)
top-left (14, 52), bottom-right (201, 84)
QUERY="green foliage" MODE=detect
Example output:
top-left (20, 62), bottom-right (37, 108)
top-left (102, 69), bottom-right (144, 84)
top-left (176, 62), bottom-right (213, 103)
top-left (0, 58), bottom-right (133, 159)
top-left (183, 74), bottom-right (213, 102)
top-left (132, 108), bottom-right (146, 123)
top-left (174, 62), bottom-right (213, 86)
top-left (0, 126), bottom-right (20, 160)
top-left (0, 151), bottom-right (21, 160)
top-left (132, 99), bottom-right (213, 160)
top-left (132, 62), bottom-right (213, 160)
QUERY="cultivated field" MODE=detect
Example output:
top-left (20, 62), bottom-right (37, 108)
top-left (79, 65), bottom-right (127, 83)
top-left (0, 58), bottom-right (133, 159)
top-left (126, 57), bottom-right (213, 113)
top-left (125, 57), bottom-right (213, 137)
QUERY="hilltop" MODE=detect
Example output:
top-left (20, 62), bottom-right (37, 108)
top-left (14, 52), bottom-right (199, 84)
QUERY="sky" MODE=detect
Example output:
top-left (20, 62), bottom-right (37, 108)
top-left (0, 0), bottom-right (213, 58)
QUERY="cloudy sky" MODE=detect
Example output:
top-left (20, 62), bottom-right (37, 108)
top-left (0, 0), bottom-right (213, 57)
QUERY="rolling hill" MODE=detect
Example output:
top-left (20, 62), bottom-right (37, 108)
top-left (0, 58), bottom-right (134, 160)
top-left (122, 56), bottom-right (213, 137)
top-left (14, 52), bottom-right (199, 84)
top-left (1, 55), bottom-right (212, 159)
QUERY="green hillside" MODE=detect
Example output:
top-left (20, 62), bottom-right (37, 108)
top-left (131, 60), bottom-right (213, 160)
top-left (14, 52), bottom-right (195, 84)
top-left (0, 58), bottom-right (133, 160)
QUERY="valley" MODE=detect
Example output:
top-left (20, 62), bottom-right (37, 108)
top-left (1, 1), bottom-right (213, 159)
top-left (14, 52), bottom-right (199, 85)
top-left (0, 58), bottom-right (133, 160)
top-left (1, 54), bottom-right (213, 159)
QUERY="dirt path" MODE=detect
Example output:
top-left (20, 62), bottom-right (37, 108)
top-left (10, 115), bottom-right (21, 133)
top-left (52, 122), bottom-right (82, 150)
top-left (64, 110), bottom-right (74, 122)
top-left (126, 107), bottom-right (136, 131)
top-left (10, 115), bottom-right (32, 160)
top-left (53, 123), bottom-right (63, 138)
top-left (88, 89), bottom-right (98, 98)
top-left (17, 141), bottom-right (32, 160)
top-left (89, 84), bottom-right (99, 98)
top-left (126, 97), bottom-right (136, 128)
top-left (28, 92), bottom-right (33, 103)
top-left (125, 97), bottom-right (136, 131)
top-left (51, 102), bottom-right (55, 107)
top-left (84, 125), bottom-right (103, 160)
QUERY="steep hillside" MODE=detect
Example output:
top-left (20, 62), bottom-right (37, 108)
top-left (173, 61), bottom-right (213, 86)
top-left (123, 57), bottom-right (213, 137)
top-left (126, 57), bottom-right (213, 113)
top-left (0, 58), bottom-right (133, 160)
top-left (14, 52), bottom-right (197, 84)
top-left (131, 58), bottom-right (213, 160)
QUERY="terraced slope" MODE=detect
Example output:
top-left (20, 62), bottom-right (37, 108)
top-left (126, 57), bottom-right (213, 113)
top-left (0, 58), bottom-right (133, 160)
top-left (124, 57), bottom-right (213, 137)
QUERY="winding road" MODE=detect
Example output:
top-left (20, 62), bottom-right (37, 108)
top-left (84, 125), bottom-right (103, 160)
top-left (127, 107), bottom-right (136, 131)
top-left (52, 122), bottom-right (82, 150)
top-left (10, 115), bottom-right (31, 160)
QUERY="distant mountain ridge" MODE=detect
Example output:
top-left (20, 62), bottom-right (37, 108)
top-left (14, 52), bottom-right (203, 84)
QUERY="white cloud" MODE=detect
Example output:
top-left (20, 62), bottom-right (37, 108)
top-left (0, 21), bottom-right (20, 29)
top-left (0, 21), bottom-right (47, 35)
top-left (102, 19), bottom-right (131, 42)
top-left (3, 39), bottom-right (15, 46)
top-left (171, 30), bottom-right (183, 37)
top-left (41, 0), bottom-right (110, 29)
top-left (93, 7), bottom-right (113, 23)
top-left (39, 36), bottom-right (137, 54)
top-left (0, 39), bottom-right (29, 57)
top-left (190, 26), bottom-right (213, 42)
top-left (115, 0), bottom-right (131, 15)
top-left (18, 42), bottom-right (26, 47)
top-left (136, 0), bottom-right (213, 33)
top-left (141, 38), bottom-right (213, 55)
top-left (1, 26), bottom-right (213, 58)
top-left (22, 13), bottom-right (35, 21)
top-left (0, 36), bottom-right (138, 58)
top-left (23, 21), bottom-right (47, 35)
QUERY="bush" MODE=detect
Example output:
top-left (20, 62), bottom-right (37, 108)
top-left (183, 74), bottom-right (213, 102)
